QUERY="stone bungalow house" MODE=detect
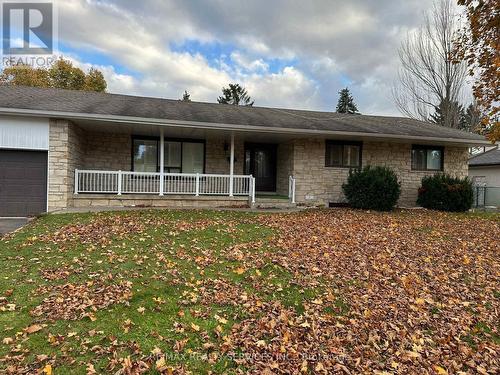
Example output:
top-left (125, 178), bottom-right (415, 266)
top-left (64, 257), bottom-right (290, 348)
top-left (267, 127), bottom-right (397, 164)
top-left (0, 85), bottom-right (491, 216)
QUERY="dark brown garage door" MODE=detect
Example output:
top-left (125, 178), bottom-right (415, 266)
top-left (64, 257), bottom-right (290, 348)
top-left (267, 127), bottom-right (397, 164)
top-left (0, 150), bottom-right (47, 217)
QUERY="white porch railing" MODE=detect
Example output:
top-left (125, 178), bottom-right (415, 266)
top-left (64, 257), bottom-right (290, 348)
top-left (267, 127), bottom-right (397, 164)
top-left (74, 169), bottom-right (256, 202)
top-left (288, 175), bottom-right (296, 204)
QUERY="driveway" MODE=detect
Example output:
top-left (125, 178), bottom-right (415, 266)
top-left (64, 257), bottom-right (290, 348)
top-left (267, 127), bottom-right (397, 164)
top-left (0, 218), bottom-right (29, 236)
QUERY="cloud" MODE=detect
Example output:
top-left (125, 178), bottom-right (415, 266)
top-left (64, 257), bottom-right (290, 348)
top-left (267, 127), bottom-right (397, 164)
top-left (230, 51), bottom-right (269, 73)
top-left (244, 67), bottom-right (319, 109)
top-left (51, 0), bottom-right (439, 114)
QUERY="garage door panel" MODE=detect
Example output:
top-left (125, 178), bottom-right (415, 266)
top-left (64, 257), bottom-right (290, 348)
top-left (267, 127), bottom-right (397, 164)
top-left (3, 171), bottom-right (45, 181)
top-left (30, 169), bottom-right (48, 179)
top-left (2, 202), bottom-right (44, 217)
top-left (2, 186), bottom-right (45, 197)
top-left (0, 150), bottom-right (47, 217)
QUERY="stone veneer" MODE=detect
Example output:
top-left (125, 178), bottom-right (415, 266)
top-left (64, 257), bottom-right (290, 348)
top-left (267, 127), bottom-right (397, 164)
top-left (291, 139), bottom-right (469, 207)
top-left (204, 137), bottom-right (244, 174)
top-left (48, 119), bottom-right (84, 210)
top-left (73, 194), bottom-right (249, 209)
top-left (82, 132), bottom-right (131, 170)
top-left (47, 121), bottom-right (470, 210)
top-left (47, 122), bottom-right (247, 211)
top-left (276, 142), bottom-right (293, 195)
top-left (48, 123), bottom-right (130, 210)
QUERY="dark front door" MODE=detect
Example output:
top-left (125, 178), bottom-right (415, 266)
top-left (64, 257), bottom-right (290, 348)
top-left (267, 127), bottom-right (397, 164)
top-left (244, 143), bottom-right (277, 192)
top-left (0, 150), bottom-right (47, 217)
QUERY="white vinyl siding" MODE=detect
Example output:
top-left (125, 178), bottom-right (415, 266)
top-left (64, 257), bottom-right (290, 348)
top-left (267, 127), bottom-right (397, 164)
top-left (0, 116), bottom-right (49, 150)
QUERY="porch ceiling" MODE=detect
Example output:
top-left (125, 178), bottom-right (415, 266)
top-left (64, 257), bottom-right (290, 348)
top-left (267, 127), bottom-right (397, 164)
top-left (72, 119), bottom-right (479, 147)
top-left (72, 119), bottom-right (301, 143)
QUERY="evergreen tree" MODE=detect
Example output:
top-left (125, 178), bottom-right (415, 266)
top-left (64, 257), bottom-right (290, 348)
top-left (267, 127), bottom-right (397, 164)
top-left (461, 103), bottom-right (482, 133)
top-left (181, 90), bottom-right (191, 102)
top-left (429, 99), bottom-right (468, 130)
top-left (335, 87), bottom-right (359, 114)
top-left (217, 83), bottom-right (254, 106)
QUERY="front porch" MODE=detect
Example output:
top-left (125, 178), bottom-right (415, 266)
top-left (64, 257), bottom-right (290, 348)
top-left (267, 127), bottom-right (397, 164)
top-left (51, 119), bottom-right (297, 210)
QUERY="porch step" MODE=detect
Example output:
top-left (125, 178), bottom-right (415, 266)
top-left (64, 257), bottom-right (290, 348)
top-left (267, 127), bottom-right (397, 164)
top-left (254, 197), bottom-right (296, 209)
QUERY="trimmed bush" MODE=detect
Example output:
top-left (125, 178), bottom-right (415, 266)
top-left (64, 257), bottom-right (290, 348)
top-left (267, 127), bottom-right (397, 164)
top-left (417, 174), bottom-right (473, 212)
top-left (342, 166), bottom-right (401, 211)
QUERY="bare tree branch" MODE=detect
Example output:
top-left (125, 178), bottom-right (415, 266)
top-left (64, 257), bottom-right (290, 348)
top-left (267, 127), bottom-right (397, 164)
top-left (392, 0), bottom-right (468, 127)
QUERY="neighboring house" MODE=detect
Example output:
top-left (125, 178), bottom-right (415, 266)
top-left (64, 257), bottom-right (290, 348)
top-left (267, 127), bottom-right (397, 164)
top-left (468, 147), bottom-right (500, 186)
top-left (468, 147), bottom-right (500, 208)
top-left (0, 86), bottom-right (492, 216)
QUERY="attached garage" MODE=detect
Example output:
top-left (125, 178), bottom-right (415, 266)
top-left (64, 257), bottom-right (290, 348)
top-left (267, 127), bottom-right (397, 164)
top-left (0, 150), bottom-right (48, 216)
top-left (0, 116), bottom-right (49, 217)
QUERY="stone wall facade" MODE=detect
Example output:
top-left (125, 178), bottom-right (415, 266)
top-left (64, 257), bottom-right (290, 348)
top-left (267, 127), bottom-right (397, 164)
top-left (291, 139), bottom-right (469, 207)
top-left (49, 123), bottom-right (132, 211)
top-left (48, 119), bottom-right (85, 210)
top-left (204, 137), bottom-right (244, 175)
top-left (82, 132), bottom-right (131, 170)
top-left (47, 121), bottom-right (470, 210)
top-left (276, 142), bottom-right (293, 196)
top-left (73, 194), bottom-right (249, 209)
top-left (47, 124), bottom-right (248, 210)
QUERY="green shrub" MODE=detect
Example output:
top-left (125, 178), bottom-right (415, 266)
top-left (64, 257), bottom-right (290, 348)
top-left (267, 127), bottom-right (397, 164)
top-left (417, 174), bottom-right (473, 212)
top-left (342, 166), bottom-right (401, 211)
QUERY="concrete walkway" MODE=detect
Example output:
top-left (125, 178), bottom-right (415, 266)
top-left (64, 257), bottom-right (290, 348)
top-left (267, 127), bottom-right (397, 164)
top-left (0, 218), bottom-right (29, 236)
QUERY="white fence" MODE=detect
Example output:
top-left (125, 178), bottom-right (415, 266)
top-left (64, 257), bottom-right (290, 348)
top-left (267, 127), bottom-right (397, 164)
top-left (75, 169), bottom-right (256, 202)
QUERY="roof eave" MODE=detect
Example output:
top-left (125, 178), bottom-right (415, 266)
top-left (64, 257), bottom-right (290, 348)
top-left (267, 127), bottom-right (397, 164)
top-left (0, 107), bottom-right (494, 147)
top-left (469, 163), bottom-right (500, 167)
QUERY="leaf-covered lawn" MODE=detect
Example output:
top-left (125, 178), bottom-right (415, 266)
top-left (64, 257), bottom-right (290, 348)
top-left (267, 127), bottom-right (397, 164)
top-left (0, 209), bottom-right (498, 374)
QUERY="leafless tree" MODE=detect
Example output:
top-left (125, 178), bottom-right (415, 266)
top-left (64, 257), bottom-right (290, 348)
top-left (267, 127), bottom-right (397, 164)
top-left (392, 0), bottom-right (468, 127)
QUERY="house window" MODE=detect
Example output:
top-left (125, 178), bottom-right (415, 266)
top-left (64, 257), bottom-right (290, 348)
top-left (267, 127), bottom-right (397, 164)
top-left (180, 142), bottom-right (204, 173)
top-left (164, 141), bottom-right (181, 173)
top-left (325, 141), bottom-right (362, 168)
top-left (411, 145), bottom-right (443, 171)
top-left (132, 137), bottom-right (204, 173)
top-left (133, 139), bottom-right (158, 172)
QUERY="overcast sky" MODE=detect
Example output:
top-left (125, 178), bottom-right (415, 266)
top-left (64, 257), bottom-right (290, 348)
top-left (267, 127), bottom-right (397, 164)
top-left (52, 0), bottom-right (442, 115)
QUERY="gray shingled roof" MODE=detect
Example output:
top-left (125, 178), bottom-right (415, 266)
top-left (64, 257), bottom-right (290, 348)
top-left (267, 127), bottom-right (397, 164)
top-left (0, 85), bottom-right (489, 143)
top-left (469, 148), bottom-right (500, 166)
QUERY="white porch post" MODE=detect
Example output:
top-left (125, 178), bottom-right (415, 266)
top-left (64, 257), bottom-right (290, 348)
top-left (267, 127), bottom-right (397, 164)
top-left (117, 170), bottom-right (122, 195)
top-left (251, 176), bottom-right (256, 204)
top-left (229, 132), bottom-right (234, 197)
top-left (195, 173), bottom-right (200, 196)
top-left (159, 127), bottom-right (164, 196)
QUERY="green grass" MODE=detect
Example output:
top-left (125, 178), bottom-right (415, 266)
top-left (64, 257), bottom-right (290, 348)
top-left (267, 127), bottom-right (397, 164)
top-left (1, 208), bottom-right (498, 373)
top-left (459, 210), bottom-right (500, 221)
top-left (0, 209), bottom-right (317, 374)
